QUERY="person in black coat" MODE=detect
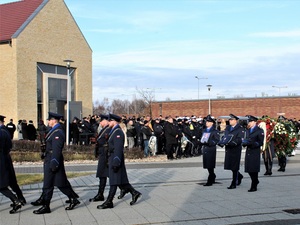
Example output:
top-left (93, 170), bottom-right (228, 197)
top-left (164, 116), bottom-right (179, 160)
top-left (242, 115), bottom-right (264, 192)
top-left (27, 120), bottom-right (37, 141)
top-left (0, 115), bottom-right (24, 214)
top-left (33, 112), bottom-right (80, 214)
top-left (201, 115), bottom-right (220, 186)
top-left (70, 117), bottom-right (80, 145)
top-left (97, 114), bottom-right (141, 209)
top-left (89, 115), bottom-right (111, 202)
top-left (219, 114), bottom-right (245, 189)
top-left (6, 119), bottom-right (16, 139)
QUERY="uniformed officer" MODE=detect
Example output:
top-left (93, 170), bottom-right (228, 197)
top-left (219, 114), bottom-right (245, 189)
top-left (97, 113), bottom-right (141, 209)
top-left (242, 115), bottom-right (264, 192)
top-left (89, 114), bottom-right (111, 202)
top-left (0, 115), bottom-right (24, 214)
top-left (33, 112), bottom-right (80, 214)
top-left (201, 115), bottom-right (220, 186)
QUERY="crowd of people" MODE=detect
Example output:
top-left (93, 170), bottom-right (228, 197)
top-left (1, 111), bottom-right (300, 215)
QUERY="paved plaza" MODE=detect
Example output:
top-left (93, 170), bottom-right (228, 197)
top-left (1, 149), bottom-right (300, 225)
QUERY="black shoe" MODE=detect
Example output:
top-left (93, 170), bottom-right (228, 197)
top-left (89, 193), bottom-right (104, 202)
top-left (130, 191), bottom-right (141, 205)
top-left (65, 198), bottom-right (80, 210)
top-left (31, 198), bottom-right (43, 206)
top-left (203, 182), bottom-right (213, 186)
top-left (9, 201), bottom-right (22, 214)
top-left (97, 201), bottom-right (113, 209)
top-left (278, 168), bottom-right (285, 172)
top-left (118, 189), bottom-right (129, 199)
top-left (237, 174), bottom-right (243, 185)
top-left (65, 199), bottom-right (70, 204)
top-left (11, 197), bottom-right (26, 207)
top-left (19, 197), bottom-right (26, 206)
top-left (33, 205), bottom-right (51, 214)
top-left (248, 187), bottom-right (257, 192)
top-left (227, 185), bottom-right (236, 189)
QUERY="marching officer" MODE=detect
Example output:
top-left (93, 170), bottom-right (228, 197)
top-left (33, 112), bottom-right (80, 214)
top-left (201, 115), bottom-right (220, 186)
top-left (0, 115), bottom-right (24, 214)
top-left (219, 114), bottom-right (245, 189)
top-left (89, 114), bottom-right (111, 202)
top-left (97, 113), bottom-right (141, 209)
top-left (242, 115), bottom-right (264, 192)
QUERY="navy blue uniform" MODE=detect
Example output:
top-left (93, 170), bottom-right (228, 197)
top-left (42, 123), bottom-right (78, 204)
top-left (108, 124), bottom-right (129, 185)
top-left (202, 126), bottom-right (220, 169)
top-left (97, 122), bottom-right (141, 209)
top-left (244, 126), bottom-right (264, 173)
top-left (96, 125), bottom-right (111, 178)
top-left (0, 124), bottom-right (24, 213)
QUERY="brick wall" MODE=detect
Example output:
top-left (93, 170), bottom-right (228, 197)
top-left (151, 96), bottom-right (300, 119)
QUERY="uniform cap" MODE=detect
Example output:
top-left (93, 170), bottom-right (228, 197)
top-left (108, 113), bottom-right (122, 122)
top-left (229, 114), bottom-right (239, 120)
top-left (48, 112), bottom-right (63, 120)
top-left (0, 115), bottom-right (6, 122)
top-left (99, 114), bottom-right (109, 121)
top-left (205, 115), bottom-right (215, 123)
top-left (247, 115), bottom-right (258, 122)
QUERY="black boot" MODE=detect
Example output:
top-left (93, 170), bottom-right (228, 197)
top-left (31, 195), bottom-right (44, 206)
top-left (227, 181), bottom-right (236, 189)
top-left (248, 180), bottom-right (259, 192)
top-left (33, 205), bottom-right (51, 214)
top-left (117, 189), bottom-right (129, 199)
top-left (89, 192), bottom-right (104, 202)
top-left (237, 173), bottom-right (243, 185)
top-left (130, 191), bottom-right (142, 205)
top-left (9, 200), bottom-right (22, 214)
top-left (203, 174), bottom-right (213, 186)
top-left (264, 161), bottom-right (269, 175)
top-left (97, 198), bottom-right (113, 209)
top-left (65, 198), bottom-right (80, 210)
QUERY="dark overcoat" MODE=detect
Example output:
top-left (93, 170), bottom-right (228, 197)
top-left (96, 125), bottom-right (111, 178)
top-left (164, 122), bottom-right (178, 145)
top-left (108, 124), bottom-right (129, 186)
top-left (43, 123), bottom-right (69, 188)
top-left (202, 127), bottom-right (220, 169)
top-left (224, 124), bottom-right (245, 171)
top-left (0, 125), bottom-right (12, 188)
top-left (244, 126), bottom-right (264, 173)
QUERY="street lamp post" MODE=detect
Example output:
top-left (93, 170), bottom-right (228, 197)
top-left (206, 84), bottom-right (212, 115)
top-left (272, 85), bottom-right (287, 114)
top-left (195, 76), bottom-right (208, 99)
top-left (64, 59), bottom-right (74, 145)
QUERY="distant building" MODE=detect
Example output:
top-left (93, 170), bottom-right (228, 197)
top-left (151, 96), bottom-right (300, 119)
top-left (0, 0), bottom-right (92, 137)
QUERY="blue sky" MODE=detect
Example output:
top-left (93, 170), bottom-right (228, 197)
top-left (2, 0), bottom-right (300, 102)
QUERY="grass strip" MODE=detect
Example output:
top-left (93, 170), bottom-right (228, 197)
top-left (16, 172), bottom-right (93, 186)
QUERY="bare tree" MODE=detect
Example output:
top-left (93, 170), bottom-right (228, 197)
top-left (135, 87), bottom-right (154, 117)
top-left (93, 97), bottom-right (111, 115)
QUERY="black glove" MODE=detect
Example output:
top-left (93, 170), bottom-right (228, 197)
top-left (40, 152), bottom-right (46, 160)
top-left (113, 166), bottom-right (120, 173)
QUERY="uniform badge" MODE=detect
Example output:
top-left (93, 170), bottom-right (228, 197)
top-left (55, 136), bottom-right (59, 139)
top-left (116, 135), bottom-right (120, 138)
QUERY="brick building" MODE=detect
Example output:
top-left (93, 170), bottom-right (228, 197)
top-left (0, 0), bottom-right (92, 137)
top-left (151, 96), bottom-right (300, 119)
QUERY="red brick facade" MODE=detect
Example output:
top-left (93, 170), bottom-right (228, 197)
top-left (151, 96), bottom-right (300, 119)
